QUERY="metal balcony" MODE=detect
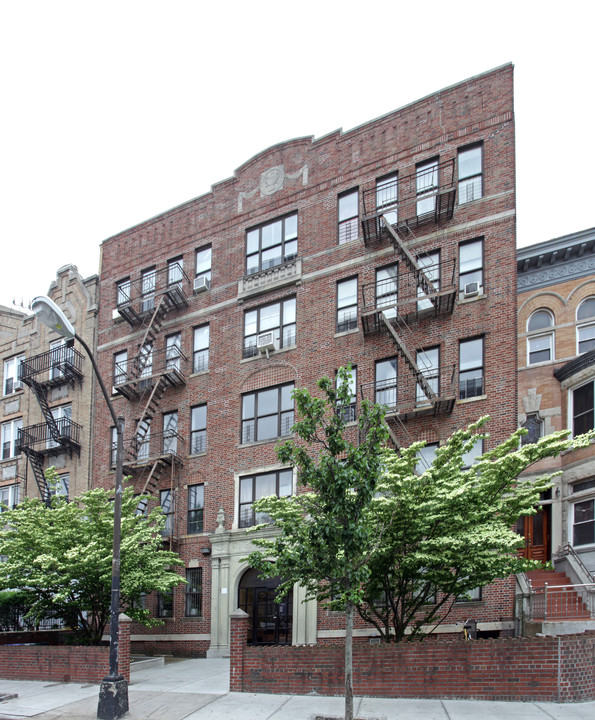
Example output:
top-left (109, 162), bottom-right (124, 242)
top-left (115, 263), bottom-right (191, 326)
top-left (361, 159), bottom-right (456, 246)
top-left (114, 346), bottom-right (188, 400)
top-left (361, 364), bottom-right (456, 425)
top-left (361, 259), bottom-right (456, 333)
top-left (116, 431), bottom-right (186, 470)
top-left (19, 345), bottom-right (84, 388)
top-left (17, 417), bottom-right (82, 457)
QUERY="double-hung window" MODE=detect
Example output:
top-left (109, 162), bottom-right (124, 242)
top-left (3, 355), bottom-right (24, 395)
top-left (458, 144), bottom-right (483, 204)
top-left (376, 264), bottom-right (398, 317)
top-left (459, 238), bottom-right (484, 294)
top-left (185, 568), bottom-right (203, 616)
top-left (336, 277), bottom-right (358, 333)
top-left (165, 333), bottom-right (182, 372)
top-left (376, 173), bottom-right (398, 224)
top-left (243, 297), bottom-right (296, 358)
top-left (0, 484), bottom-right (20, 511)
top-left (573, 495), bottom-right (595, 547)
top-left (375, 358), bottom-right (397, 408)
top-left (187, 484), bottom-right (204, 534)
top-left (527, 310), bottom-right (554, 364)
top-left (47, 405), bottom-right (71, 449)
top-left (577, 298), bottom-right (595, 354)
top-left (239, 468), bottom-right (293, 528)
top-left (416, 442), bottom-right (438, 475)
top-left (167, 256), bottom-right (184, 287)
top-left (160, 489), bottom-right (173, 537)
top-left (246, 214), bottom-right (297, 275)
top-left (141, 267), bottom-right (156, 313)
top-left (190, 404), bottom-right (207, 454)
top-left (163, 411), bottom-right (178, 454)
top-left (572, 381), bottom-right (594, 436)
top-left (195, 245), bottom-right (212, 286)
top-left (241, 383), bottom-right (294, 444)
top-left (193, 325), bottom-right (209, 373)
top-left (337, 367), bottom-right (357, 422)
top-left (417, 250), bottom-right (440, 312)
top-left (416, 346), bottom-right (440, 404)
top-left (459, 337), bottom-right (484, 399)
top-left (157, 590), bottom-right (173, 618)
top-left (116, 278), bottom-right (131, 307)
top-left (1, 419), bottom-right (22, 460)
top-left (338, 189), bottom-right (359, 244)
top-left (416, 158), bottom-right (438, 216)
top-left (113, 350), bottom-right (128, 387)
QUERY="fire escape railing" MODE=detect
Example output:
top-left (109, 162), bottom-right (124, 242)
top-left (19, 345), bottom-right (84, 388)
top-left (17, 417), bottom-right (82, 455)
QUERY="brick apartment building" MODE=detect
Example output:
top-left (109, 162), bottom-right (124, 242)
top-left (93, 64), bottom-right (518, 656)
top-left (0, 265), bottom-right (98, 507)
top-left (517, 228), bottom-right (595, 610)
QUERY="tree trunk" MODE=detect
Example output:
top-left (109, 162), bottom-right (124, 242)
top-left (345, 600), bottom-right (354, 720)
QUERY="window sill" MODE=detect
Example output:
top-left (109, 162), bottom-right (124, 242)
top-left (334, 328), bottom-right (359, 339)
top-left (189, 370), bottom-right (209, 379)
top-left (457, 293), bottom-right (486, 305)
top-left (179, 532), bottom-right (207, 539)
top-left (181, 615), bottom-right (203, 621)
top-left (188, 451), bottom-right (207, 459)
top-left (240, 436), bottom-right (292, 449)
top-left (2, 389), bottom-right (24, 399)
top-left (240, 345), bottom-right (296, 363)
top-left (457, 394), bottom-right (487, 405)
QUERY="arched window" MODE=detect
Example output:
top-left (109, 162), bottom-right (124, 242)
top-left (527, 309), bottom-right (554, 364)
top-left (577, 298), bottom-right (595, 354)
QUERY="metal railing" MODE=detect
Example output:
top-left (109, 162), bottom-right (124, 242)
top-left (0, 605), bottom-right (66, 632)
top-left (114, 346), bottom-right (188, 389)
top-left (115, 430), bottom-right (186, 467)
top-left (115, 263), bottom-right (191, 320)
top-left (17, 417), bottom-right (82, 454)
top-left (19, 345), bottom-right (84, 385)
top-left (530, 582), bottom-right (595, 620)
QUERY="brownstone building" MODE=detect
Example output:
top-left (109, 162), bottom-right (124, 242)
top-left (94, 64), bottom-right (518, 655)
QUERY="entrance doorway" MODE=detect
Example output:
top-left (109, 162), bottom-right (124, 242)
top-left (516, 505), bottom-right (551, 562)
top-left (238, 568), bottom-right (292, 645)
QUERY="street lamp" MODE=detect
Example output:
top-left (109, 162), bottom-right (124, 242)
top-left (32, 296), bottom-right (128, 719)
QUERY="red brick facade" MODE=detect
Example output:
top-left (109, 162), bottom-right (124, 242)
top-left (94, 64), bottom-right (517, 655)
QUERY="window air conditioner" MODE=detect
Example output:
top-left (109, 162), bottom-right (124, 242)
top-left (112, 308), bottom-right (121, 321)
top-left (463, 282), bottom-right (481, 299)
top-left (194, 276), bottom-right (211, 293)
top-left (257, 332), bottom-right (278, 354)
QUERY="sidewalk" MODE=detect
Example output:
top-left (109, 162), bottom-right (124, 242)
top-left (0, 657), bottom-right (594, 719)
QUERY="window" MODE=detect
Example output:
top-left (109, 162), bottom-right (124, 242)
top-left (239, 468), bottom-right (293, 528)
top-left (458, 144), bottom-right (483, 204)
top-left (456, 586), bottom-right (482, 602)
top-left (527, 310), bottom-right (554, 364)
top-left (2, 419), bottom-right (22, 460)
top-left (187, 484), bottom-right (204, 534)
top-left (572, 381), bottom-right (594, 435)
top-left (3, 355), bottom-right (24, 395)
top-left (416, 346), bottom-right (439, 405)
top-left (246, 214), bottom-right (297, 275)
top-left (47, 405), bottom-right (71, 449)
top-left (190, 404), bottom-right (207, 454)
top-left (195, 245), bottom-right (212, 284)
top-left (141, 267), bottom-right (156, 313)
top-left (137, 419), bottom-right (150, 460)
top-left (50, 473), bottom-right (69, 499)
top-left (160, 489), bottom-right (173, 537)
top-left (337, 367), bottom-right (357, 422)
top-left (49, 339), bottom-right (74, 381)
top-left (577, 298), bottom-right (595, 354)
top-left (167, 256), bottom-right (184, 287)
top-left (375, 358), bottom-right (397, 408)
top-left (243, 297), bottom-right (296, 358)
top-left (113, 350), bottom-right (128, 387)
top-left (521, 414), bottom-right (543, 445)
top-left (462, 437), bottom-right (484, 468)
top-left (241, 383), bottom-right (294, 444)
top-left (139, 343), bottom-right (153, 379)
top-left (336, 277), bottom-right (358, 333)
top-left (376, 173), bottom-right (398, 224)
top-left (165, 333), bottom-right (182, 372)
top-left (193, 324), bottom-right (209, 373)
top-left (459, 238), bottom-right (484, 293)
top-left (416, 442), bottom-right (438, 475)
top-left (338, 189), bottom-right (358, 244)
top-left (185, 568), bottom-right (203, 616)
top-left (116, 277), bottom-right (131, 307)
top-left (157, 590), bottom-right (173, 618)
top-left (459, 337), bottom-right (484, 399)
top-left (375, 264), bottom-right (398, 317)
top-left (163, 411), bottom-right (178, 454)
top-left (417, 250), bottom-right (440, 312)
top-left (0, 484), bottom-right (19, 511)
top-left (573, 499), bottom-right (594, 546)
top-left (416, 158), bottom-right (438, 216)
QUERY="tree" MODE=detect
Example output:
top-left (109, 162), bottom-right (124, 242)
top-left (0, 468), bottom-right (184, 644)
top-left (246, 367), bottom-right (389, 720)
top-left (357, 417), bottom-right (593, 642)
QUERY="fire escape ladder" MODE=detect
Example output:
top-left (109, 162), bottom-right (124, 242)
top-left (22, 448), bottom-right (52, 505)
top-left (140, 458), bottom-right (168, 496)
top-left (381, 217), bottom-right (438, 297)
top-left (379, 312), bottom-right (437, 404)
top-left (25, 377), bottom-right (61, 442)
top-left (132, 295), bottom-right (172, 378)
top-left (133, 376), bottom-right (169, 451)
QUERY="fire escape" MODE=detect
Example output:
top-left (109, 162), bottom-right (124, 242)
top-left (359, 159), bottom-right (458, 446)
top-left (112, 264), bottom-right (190, 543)
top-left (17, 344), bottom-right (84, 504)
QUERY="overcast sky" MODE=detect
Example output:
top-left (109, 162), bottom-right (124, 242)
top-left (1, 1), bottom-right (593, 309)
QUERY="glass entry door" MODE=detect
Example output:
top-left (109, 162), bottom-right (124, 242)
top-left (238, 569), bottom-right (292, 645)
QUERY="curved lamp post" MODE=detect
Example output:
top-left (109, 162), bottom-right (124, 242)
top-left (31, 296), bottom-right (128, 719)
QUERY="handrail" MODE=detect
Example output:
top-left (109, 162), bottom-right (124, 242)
top-left (554, 543), bottom-right (595, 583)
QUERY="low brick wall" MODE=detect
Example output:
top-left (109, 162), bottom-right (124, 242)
top-left (229, 611), bottom-right (595, 702)
top-left (0, 617), bottom-right (131, 684)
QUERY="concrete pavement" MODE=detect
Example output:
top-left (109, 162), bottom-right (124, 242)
top-left (0, 657), bottom-right (594, 719)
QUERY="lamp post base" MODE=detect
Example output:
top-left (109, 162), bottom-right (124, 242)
top-left (97, 676), bottom-right (128, 719)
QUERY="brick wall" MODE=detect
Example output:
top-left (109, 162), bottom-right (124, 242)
top-left (230, 613), bottom-right (595, 702)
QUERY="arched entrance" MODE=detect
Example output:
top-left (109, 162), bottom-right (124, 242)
top-left (238, 568), bottom-right (292, 645)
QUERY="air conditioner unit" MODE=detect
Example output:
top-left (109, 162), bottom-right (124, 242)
top-left (194, 276), bottom-right (211, 293)
top-left (257, 332), bottom-right (278, 353)
top-left (112, 308), bottom-right (121, 321)
top-left (463, 282), bottom-right (481, 299)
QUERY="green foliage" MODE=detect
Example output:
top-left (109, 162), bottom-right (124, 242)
top-left (0, 468), bottom-right (184, 644)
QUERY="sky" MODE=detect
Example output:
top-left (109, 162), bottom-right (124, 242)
top-left (1, 1), bottom-right (594, 309)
